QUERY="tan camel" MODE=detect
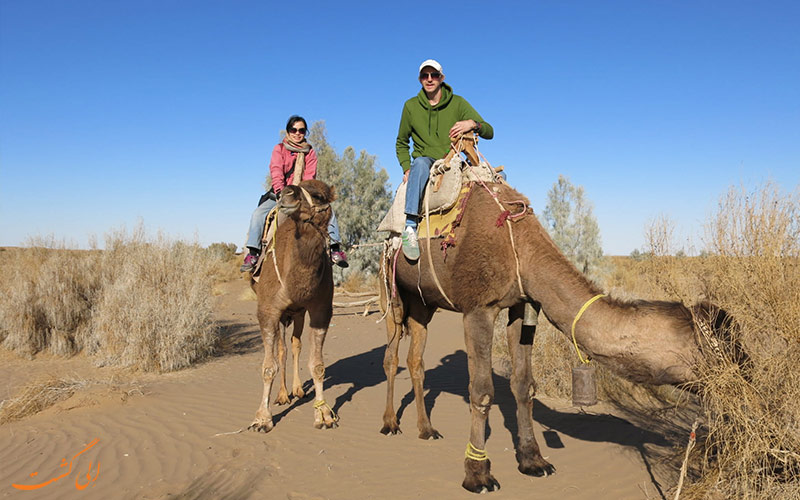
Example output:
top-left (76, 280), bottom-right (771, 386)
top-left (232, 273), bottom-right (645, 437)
top-left (249, 179), bottom-right (338, 432)
top-left (380, 180), bottom-right (742, 493)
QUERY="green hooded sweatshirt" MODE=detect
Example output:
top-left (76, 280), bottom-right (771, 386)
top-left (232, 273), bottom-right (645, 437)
top-left (395, 82), bottom-right (494, 172)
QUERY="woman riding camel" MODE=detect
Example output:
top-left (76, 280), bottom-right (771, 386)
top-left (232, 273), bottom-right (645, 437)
top-left (241, 115), bottom-right (348, 272)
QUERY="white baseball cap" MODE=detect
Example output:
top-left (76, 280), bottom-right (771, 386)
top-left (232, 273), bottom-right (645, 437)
top-left (418, 59), bottom-right (443, 73)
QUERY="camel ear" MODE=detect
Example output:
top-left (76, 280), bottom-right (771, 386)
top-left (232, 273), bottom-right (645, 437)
top-left (328, 184), bottom-right (336, 203)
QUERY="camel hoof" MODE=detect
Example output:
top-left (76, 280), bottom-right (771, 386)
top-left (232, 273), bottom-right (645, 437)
top-left (519, 461), bottom-right (556, 477)
top-left (462, 475), bottom-right (500, 494)
top-left (380, 423), bottom-right (402, 435)
top-left (418, 428), bottom-right (443, 440)
top-left (314, 419), bottom-right (338, 430)
top-left (463, 458), bottom-right (500, 494)
top-left (248, 420), bottom-right (274, 433)
top-left (274, 393), bottom-right (291, 405)
top-left (292, 387), bottom-right (305, 399)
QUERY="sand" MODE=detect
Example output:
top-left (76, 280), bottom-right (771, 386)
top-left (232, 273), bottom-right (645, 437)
top-left (0, 278), bottom-right (679, 499)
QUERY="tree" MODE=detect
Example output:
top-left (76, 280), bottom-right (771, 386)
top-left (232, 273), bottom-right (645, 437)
top-left (540, 175), bottom-right (603, 274)
top-left (308, 121), bottom-right (392, 275)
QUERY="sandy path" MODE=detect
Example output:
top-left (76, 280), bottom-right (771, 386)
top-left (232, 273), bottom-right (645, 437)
top-left (1, 278), bottom-right (675, 499)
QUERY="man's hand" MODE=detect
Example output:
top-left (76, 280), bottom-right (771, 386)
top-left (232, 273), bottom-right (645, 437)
top-left (449, 120), bottom-right (477, 139)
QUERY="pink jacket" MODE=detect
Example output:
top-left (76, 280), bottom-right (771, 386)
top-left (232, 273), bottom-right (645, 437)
top-left (269, 143), bottom-right (318, 193)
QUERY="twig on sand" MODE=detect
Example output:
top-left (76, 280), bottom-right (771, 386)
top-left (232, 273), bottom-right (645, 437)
top-left (674, 419), bottom-right (700, 500)
top-left (213, 427), bottom-right (247, 437)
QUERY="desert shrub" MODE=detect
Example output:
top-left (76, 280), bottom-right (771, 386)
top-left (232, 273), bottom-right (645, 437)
top-left (205, 242), bottom-right (238, 260)
top-left (0, 241), bottom-right (101, 357)
top-left (639, 182), bottom-right (800, 499)
top-left (0, 227), bottom-right (219, 372)
top-left (88, 228), bottom-right (218, 372)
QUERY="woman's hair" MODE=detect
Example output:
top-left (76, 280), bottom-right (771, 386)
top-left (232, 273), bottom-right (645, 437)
top-left (285, 115), bottom-right (307, 132)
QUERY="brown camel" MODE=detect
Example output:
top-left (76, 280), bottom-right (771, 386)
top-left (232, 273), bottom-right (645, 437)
top-left (249, 179), bottom-right (338, 432)
top-left (380, 181), bottom-right (741, 493)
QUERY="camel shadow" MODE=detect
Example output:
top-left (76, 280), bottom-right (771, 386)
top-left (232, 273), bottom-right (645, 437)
top-left (214, 320), bottom-right (261, 356)
top-left (272, 345), bottom-right (403, 425)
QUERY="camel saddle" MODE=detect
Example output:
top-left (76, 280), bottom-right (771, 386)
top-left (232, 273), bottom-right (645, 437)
top-left (378, 134), bottom-right (503, 236)
top-left (252, 206), bottom-right (286, 281)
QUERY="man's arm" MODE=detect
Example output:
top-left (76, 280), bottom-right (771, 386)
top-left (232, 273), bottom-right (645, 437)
top-left (395, 104), bottom-right (413, 173)
top-left (453, 97), bottom-right (493, 140)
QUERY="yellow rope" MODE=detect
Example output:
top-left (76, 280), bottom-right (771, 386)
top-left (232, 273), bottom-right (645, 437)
top-left (571, 294), bottom-right (606, 364)
top-left (465, 442), bottom-right (488, 461)
top-left (313, 399), bottom-right (339, 422)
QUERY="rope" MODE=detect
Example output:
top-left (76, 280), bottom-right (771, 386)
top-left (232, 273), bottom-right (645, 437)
top-left (313, 399), bottom-right (339, 423)
top-left (462, 146), bottom-right (526, 299)
top-left (571, 294), bottom-right (606, 364)
top-left (269, 248), bottom-right (284, 287)
top-left (465, 442), bottom-right (488, 461)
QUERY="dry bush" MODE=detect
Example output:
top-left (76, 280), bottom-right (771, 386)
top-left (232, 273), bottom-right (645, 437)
top-left (0, 226), bottom-right (221, 372)
top-left (88, 228), bottom-right (218, 372)
top-left (0, 376), bottom-right (87, 424)
top-left (0, 240), bottom-right (101, 357)
top-left (640, 182), bottom-right (800, 499)
top-left (338, 269), bottom-right (380, 294)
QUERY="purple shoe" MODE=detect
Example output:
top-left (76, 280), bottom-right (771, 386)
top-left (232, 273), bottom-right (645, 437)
top-left (240, 253), bottom-right (258, 273)
top-left (331, 250), bottom-right (349, 268)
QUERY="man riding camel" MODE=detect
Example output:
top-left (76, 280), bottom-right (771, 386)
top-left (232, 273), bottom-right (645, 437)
top-left (395, 59), bottom-right (494, 260)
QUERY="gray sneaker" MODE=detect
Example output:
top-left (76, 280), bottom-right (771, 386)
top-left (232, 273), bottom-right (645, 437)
top-left (401, 226), bottom-right (420, 260)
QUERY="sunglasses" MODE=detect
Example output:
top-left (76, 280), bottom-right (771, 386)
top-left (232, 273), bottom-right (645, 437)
top-left (419, 71), bottom-right (442, 80)
top-left (288, 127), bottom-right (307, 134)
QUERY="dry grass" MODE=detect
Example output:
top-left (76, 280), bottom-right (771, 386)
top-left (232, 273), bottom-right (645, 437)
top-left (0, 376), bottom-right (88, 424)
top-left (0, 225), bottom-right (223, 372)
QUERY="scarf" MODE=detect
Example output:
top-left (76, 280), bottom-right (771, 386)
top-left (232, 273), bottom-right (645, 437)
top-left (283, 137), bottom-right (312, 186)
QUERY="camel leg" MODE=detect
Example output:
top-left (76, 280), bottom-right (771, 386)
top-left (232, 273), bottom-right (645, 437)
top-left (274, 319), bottom-right (291, 405)
top-left (249, 314), bottom-right (280, 433)
top-left (380, 311), bottom-right (403, 435)
top-left (290, 312), bottom-right (306, 400)
top-left (461, 307), bottom-right (501, 493)
top-left (406, 301), bottom-right (441, 440)
top-left (507, 302), bottom-right (556, 477)
top-left (307, 304), bottom-right (337, 429)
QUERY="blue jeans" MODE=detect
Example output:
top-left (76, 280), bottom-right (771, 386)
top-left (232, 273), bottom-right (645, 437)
top-left (245, 198), bottom-right (341, 251)
top-left (404, 156), bottom-right (435, 219)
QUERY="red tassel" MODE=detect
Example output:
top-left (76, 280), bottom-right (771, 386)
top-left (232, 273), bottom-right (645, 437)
top-left (496, 210), bottom-right (511, 226)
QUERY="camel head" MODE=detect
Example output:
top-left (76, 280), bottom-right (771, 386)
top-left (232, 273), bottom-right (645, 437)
top-left (278, 180), bottom-right (336, 229)
top-left (689, 301), bottom-right (751, 381)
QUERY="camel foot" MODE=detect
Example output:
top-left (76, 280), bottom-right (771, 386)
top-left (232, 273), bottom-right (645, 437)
top-left (379, 418), bottom-right (402, 435)
top-left (313, 402), bottom-right (339, 430)
top-left (418, 428), bottom-right (443, 440)
top-left (517, 454), bottom-right (556, 477)
top-left (313, 418), bottom-right (338, 430)
top-left (248, 419), bottom-right (274, 433)
top-left (462, 459), bottom-right (500, 494)
top-left (292, 387), bottom-right (305, 399)
top-left (274, 390), bottom-right (291, 405)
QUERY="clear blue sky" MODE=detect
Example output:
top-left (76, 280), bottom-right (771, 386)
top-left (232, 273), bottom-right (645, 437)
top-left (2, 1), bottom-right (798, 255)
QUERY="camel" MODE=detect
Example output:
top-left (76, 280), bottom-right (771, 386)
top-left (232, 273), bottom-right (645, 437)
top-left (249, 179), bottom-right (338, 433)
top-left (379, 180), bottom-right (742, 493)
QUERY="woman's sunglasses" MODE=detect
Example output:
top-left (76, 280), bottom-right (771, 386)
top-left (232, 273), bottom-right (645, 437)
top-left (419, 72), bottom-right (442, 80)
top-left (288, 127), bottom-right (307, 134)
